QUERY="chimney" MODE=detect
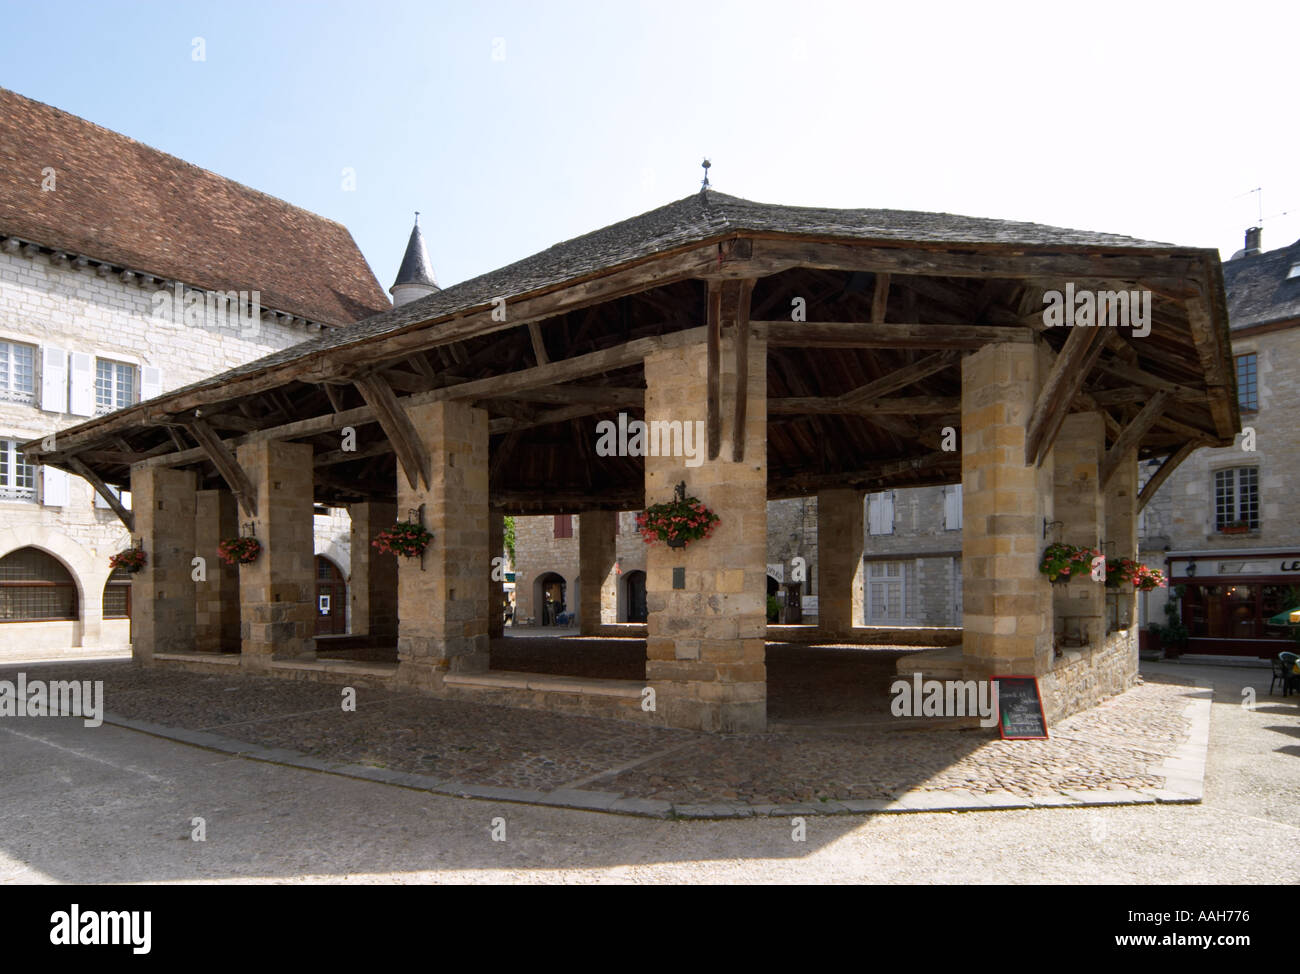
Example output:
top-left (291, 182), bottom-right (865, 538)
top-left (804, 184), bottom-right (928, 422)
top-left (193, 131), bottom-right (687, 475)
top-left (1244, 226), bottom-right (1262, 256)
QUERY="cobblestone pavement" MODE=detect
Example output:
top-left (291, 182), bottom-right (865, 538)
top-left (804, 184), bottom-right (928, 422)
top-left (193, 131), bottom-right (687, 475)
top-left (1, 643), bottom-right (1198, 805)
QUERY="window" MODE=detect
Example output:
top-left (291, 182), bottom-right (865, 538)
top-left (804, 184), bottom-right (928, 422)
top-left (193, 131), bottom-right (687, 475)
top-left (1287, 262), bottom-right (1300, 280)
top-left (102, 568), bottom-right (132, 620)
top-left (867, 492), bottom-right (894, 535)
top-left (1235, 353), bottom-right (1257, 411)
top-left (95, 359), bottom-right (136, 414)
top-left (866, 561), bottom-right (905, 622)
top-left (0, 341), bottom-right (36, 404)
top-left (0, 439), bottom-right (36, 501)
top-left (553, 514), bottom-right (573, 539)
top-left (0, 547), bottom-right (78, 621)
top-left (1214, 467), bottom-right (1258, 530)
top-left (943, 484), bottom-right (962, 530)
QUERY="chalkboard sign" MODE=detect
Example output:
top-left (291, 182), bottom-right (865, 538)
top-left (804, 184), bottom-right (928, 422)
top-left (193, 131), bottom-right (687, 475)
top-left (992, 675), bottom-right (1048, 739)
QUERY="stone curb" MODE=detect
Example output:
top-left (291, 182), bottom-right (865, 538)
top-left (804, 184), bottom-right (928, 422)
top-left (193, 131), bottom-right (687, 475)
top-left (102, 690), bottom-right (1212, 819)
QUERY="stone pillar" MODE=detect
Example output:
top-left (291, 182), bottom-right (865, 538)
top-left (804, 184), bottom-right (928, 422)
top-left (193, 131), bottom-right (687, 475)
top-left (349, 501), bottom-right (398, 643)
top-left (1053, 412), bottom-right (1106, 648)
top-left (1105, 446), bottom-right (1139, 632)
top-left (644, 332), bottom-right (767, 733)
top-left (234, 440), bottom-right (315, 672)
top-left (816, 488), bottom-right (864, 636)
top-left (195, 489), bottom-right (240, 653)
top-left (129, 465), bottom-right (197, 662)
top-left (960, 342), bottom-right (1054, 680)
top-left (395, 400), bottom-right (491, 690)
top-left (579, 510), bottom-right (616, 635)
top-left (489, 513), bottom-right (505, 639)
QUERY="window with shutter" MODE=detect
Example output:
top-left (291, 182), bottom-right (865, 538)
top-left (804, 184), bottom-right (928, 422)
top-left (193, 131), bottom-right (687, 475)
top-left (0, 440), bottom-right (36, 501)
top-left (553, 514), bottom-right (573, 539)
top-left (0, 341), bottom-right (38, 405)
top-left (39, 345), bottom-right (66, 412)
top-left (944, 484), bottom-right (963, 530)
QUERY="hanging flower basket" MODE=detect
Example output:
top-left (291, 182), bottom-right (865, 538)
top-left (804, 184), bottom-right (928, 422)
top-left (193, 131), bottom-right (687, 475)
top-left (1103, 556), bottom-right (1168, 592)
top-left (1038, 542), bottom-right (1098, 583)
top-left (372, 521), bottom-right (433, 559)
top-left (636, 494), bottom-right (720, 549)
top-left (218, 537), bottom-right (262, 565)
top-left (109, 548), bottom-right (147, 574)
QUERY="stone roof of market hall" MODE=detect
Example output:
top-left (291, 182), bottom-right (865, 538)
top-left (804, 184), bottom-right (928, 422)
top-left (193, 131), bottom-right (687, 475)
top-left (26, 186), bottom-right (1238, 511)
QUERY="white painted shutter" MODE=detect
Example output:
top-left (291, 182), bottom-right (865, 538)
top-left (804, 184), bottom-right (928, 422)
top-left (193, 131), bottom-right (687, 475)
top-left (141, 365), bottom-right (162, 402)
top-left (944, 484), bottom-right (963, 530)
top-left (869, 492), bottom-right (894, 535)
top-left (68, 352), bottom-right (95, 416)
top-left (40, 345), bottom-right (67, 412)
top-left (42, 466), bottom-right (68, 507)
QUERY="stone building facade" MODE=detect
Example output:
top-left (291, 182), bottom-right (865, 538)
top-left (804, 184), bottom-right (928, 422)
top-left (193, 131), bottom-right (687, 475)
top-left (0, 86), bottom-right (387, 658)
top-left (1136, 231), bottom-right (1300, 658)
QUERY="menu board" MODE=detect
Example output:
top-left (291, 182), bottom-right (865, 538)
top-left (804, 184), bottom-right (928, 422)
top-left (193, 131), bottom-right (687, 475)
top-left (992, 675), bottom-right (1048, 739)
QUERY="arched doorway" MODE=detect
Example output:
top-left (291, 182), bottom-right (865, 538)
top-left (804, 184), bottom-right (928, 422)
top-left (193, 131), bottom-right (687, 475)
top-left (622, 570), bottom-right (647, 622)
top-left (314, 556), bottom-right (347, 636)
top-left (533, 572), bottom-right (567, 626)
top-left (0, 547), bottom-right (78, 621)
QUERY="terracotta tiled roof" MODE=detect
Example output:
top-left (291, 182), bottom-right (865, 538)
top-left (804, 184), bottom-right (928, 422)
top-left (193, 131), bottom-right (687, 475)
top-left (0, 87), bottom-right (390, 326)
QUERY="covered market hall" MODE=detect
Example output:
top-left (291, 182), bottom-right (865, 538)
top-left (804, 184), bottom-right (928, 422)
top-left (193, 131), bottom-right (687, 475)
top-left (25, 190), bottom-right (1239, 732)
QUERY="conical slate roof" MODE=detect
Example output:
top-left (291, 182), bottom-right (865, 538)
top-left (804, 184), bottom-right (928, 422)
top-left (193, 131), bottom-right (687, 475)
top-left (390, 216), bottom-right (438, 292)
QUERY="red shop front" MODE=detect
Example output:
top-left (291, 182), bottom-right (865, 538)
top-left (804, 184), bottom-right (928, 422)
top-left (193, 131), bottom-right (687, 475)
top-left (1166, 552), bottom-right (1300, 659)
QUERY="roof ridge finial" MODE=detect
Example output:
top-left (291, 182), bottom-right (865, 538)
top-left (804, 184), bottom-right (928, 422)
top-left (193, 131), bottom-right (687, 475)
top-left (700, 158), bottom-right (711, 192)
top-left (414, 210), bottom-right (420, 226)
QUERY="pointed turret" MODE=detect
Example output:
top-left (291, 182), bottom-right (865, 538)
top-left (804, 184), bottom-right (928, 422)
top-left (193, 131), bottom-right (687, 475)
top-left (390, 213), bottom-right (439, 307)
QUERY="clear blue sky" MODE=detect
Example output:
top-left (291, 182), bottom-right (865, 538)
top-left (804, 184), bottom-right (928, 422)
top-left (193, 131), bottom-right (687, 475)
top-left (2, 0), bottom-right (1298, 296)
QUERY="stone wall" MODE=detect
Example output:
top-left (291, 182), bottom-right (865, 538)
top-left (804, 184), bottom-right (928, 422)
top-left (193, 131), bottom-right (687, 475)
top-left (1038, 626), bottom-right (1139, 725)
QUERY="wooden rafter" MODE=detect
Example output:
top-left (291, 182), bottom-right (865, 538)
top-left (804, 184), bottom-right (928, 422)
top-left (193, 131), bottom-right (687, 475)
top-left (1025, 325), bottom-right (1108, 465)
top-left (184, 418), bottom-right (258, 517)
top-left (839, 350), bottom-right (960, 406)
top-left (527, 322), bottom-right (550, 366)
top-left (1137, 441), bottom-right (1202, 512)
top-left (758, 321), bottom-right (1032, 349)
top-left (353, 373), bottom-right (431, 491)
top-left (1100, 390), bottom-right (1171, 486)
top-left (66, 456), bottom-right (134, 531)
top-left (871, 272), bottom-right (890, 323)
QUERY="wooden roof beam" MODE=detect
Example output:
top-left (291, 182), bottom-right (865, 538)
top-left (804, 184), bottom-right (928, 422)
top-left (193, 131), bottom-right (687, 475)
top-left (1137, 441), bottom-right (1203, 512)
top-left (66, 456), bottom-right (134, 532)
top-left (184, 418), bottom-right (258, 517)
top-left (1100, 390), bottom-right (1171, 486)
top-left (1025, 325), bottom-right (1109, 465)
top-left (758, 321), bottom-right (1032, 350)
top-left (353, 373), bottom-right (431, 491)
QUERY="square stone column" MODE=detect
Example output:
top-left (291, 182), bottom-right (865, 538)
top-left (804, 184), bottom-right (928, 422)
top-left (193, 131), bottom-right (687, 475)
top-left (816, 488), bottom-right (865, 636)
top-left (644, 333), bottom-right (767, 733)
top-left (129, 466), bottom-right (197, 662)
top-left (234, 440), bottom-right (316, 672)
top-left (1105, 446), bottom-right (1139, 631)
top-left (349, 501), bottom-right (398, 643)
top-left (488, 513), bottom-right (505, 639)
top-left (1053, 412), bottom-right (1106, 648)
top-left (960, 342), bottom-right (1054, 679)
top-left (395, 400), bottom-right (491, 690)
top-left (195, 489), bottom-right (240, 653)
top-left (579, 510), bottom-right (616, 635)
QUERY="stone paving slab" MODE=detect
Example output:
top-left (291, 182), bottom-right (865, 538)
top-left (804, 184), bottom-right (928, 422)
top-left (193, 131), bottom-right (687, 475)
top-left (3, 659), bottom-right (1212, 819)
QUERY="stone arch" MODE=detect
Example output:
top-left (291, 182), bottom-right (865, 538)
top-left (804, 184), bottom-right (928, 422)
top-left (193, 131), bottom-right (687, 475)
top-left (619, 569), bottom-right (647, 622)
top-left (0, 529), bottom-right (103, 648)
top-left (533, 571), bottom-right (568, 626)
